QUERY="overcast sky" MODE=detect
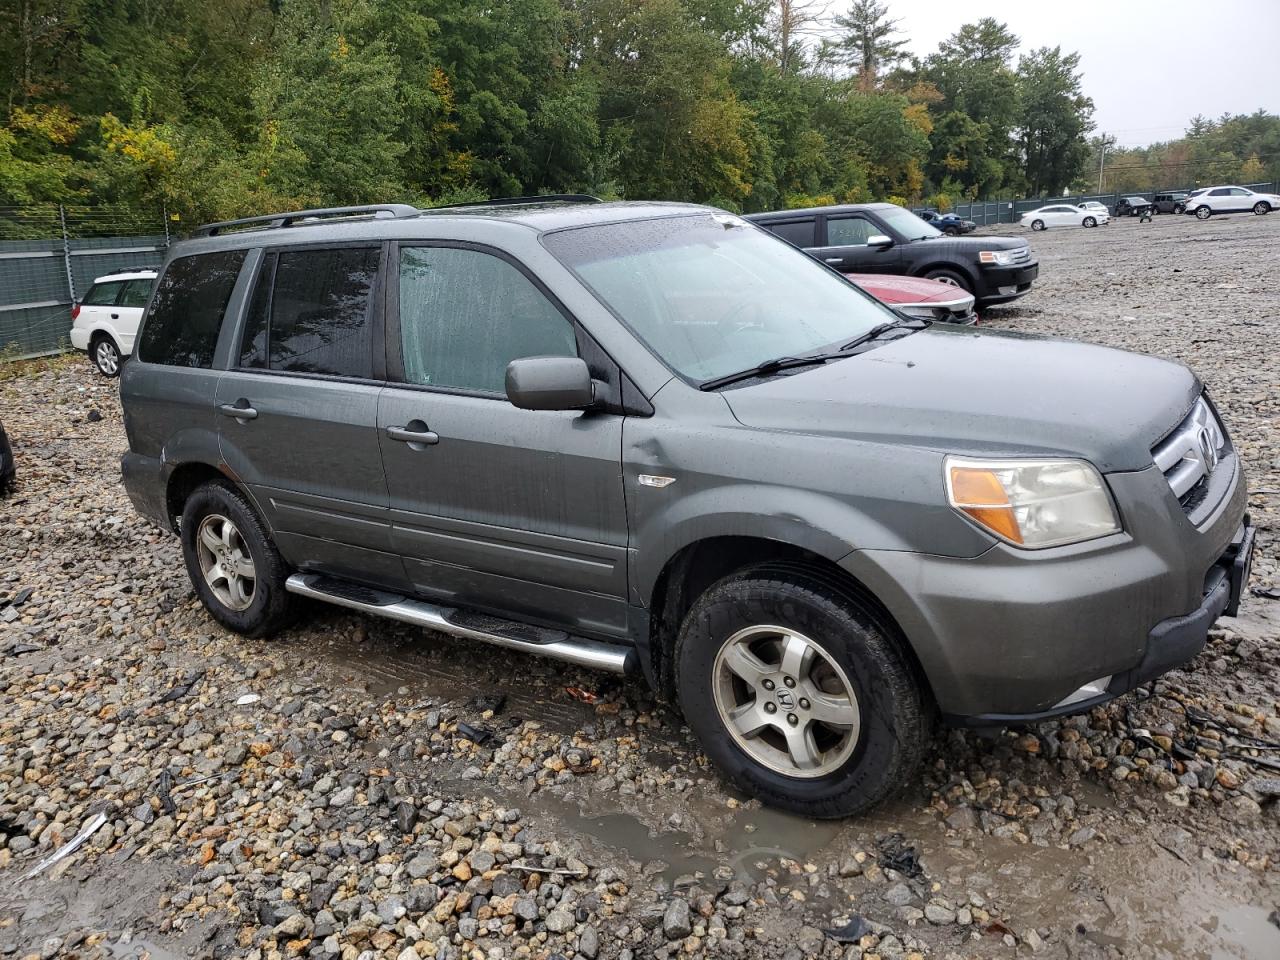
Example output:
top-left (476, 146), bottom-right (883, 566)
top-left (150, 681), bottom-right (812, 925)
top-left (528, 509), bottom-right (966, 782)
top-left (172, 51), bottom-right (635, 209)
top-left (867, 0), bottom-right (1280, 146)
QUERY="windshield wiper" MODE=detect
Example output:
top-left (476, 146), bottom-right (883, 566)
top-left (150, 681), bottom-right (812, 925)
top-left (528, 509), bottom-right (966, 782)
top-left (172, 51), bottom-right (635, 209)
top-left (698, 353), bottom-right (839, 391)
top-left (699, 317), bottom-right (929, 391)
top-left (840, 316), bottom-right (929, 352)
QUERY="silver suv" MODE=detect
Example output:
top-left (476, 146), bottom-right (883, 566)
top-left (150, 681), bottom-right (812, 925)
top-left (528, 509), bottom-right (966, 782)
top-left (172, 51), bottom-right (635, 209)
top-left (120, 199), bottom-right (1255, 817)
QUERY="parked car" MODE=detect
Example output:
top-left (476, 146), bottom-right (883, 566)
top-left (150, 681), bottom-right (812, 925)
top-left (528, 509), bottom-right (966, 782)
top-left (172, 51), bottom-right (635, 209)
top-left (913, 209), bottom-right (976, 235)
top-left (747, 203), bottom-right (1038, 306)
top-left (1113, 196), bottom-right (1153, 217)
top-left (68, 268), bottom-right (158, 376)
top-left (1019, 204), bottom-right (1108, 230)
top-left (1152, 192), bottom-right (1190, 214)
top-left (1183, 185), bottom-right (1280, 219)
top-left (119, 199), bottom-right (1254, 818)
top-left (1079, 201), bottom-right (1111, 221)
top-left (0, 420), bottom-right (14, 495)
top-left (849, 273), bottom-right (976, 324)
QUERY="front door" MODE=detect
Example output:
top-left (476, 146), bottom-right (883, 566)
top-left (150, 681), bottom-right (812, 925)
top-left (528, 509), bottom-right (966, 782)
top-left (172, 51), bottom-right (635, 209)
top-left (378, 243), bottom-right (630, 639)
top-left (812, 214), bottom-right (903, 274)
top-left (216, 243), bottom-right (402, 586)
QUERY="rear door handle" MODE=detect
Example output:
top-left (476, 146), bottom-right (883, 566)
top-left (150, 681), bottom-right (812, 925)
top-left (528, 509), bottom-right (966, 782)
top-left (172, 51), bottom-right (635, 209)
top-left (823, 257), bottom-right (844, 264)
top-left (386, 424), bottom-right (439, 446)
top-left (218, 403), bottom-right (258, 421)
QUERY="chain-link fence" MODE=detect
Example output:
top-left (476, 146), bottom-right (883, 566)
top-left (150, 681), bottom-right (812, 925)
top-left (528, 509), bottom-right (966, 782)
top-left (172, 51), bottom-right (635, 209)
top-left (951, 181), bottom-right (1280, 225)
top-left (0, 205), bottom-right (171, 360)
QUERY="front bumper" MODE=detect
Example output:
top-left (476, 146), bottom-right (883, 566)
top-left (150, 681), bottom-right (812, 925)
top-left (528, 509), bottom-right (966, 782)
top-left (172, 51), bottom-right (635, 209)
top-left (975, 262), bottom-right (1039, 303)
top-left (843, 459), bottom-right (1250, 723)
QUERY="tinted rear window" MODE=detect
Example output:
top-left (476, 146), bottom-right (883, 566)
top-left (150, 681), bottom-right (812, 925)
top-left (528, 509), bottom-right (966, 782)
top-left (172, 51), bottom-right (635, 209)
top-left (82, 282), bottom-right (123, 306)
top-left (137, 251), bottom-right (246, 367)
top-left (117, 278), bottom-right (153, 308)
top-left (239, 246), bottom-right (378, 378)
top-left (764, 220), bottom-right (816, 247)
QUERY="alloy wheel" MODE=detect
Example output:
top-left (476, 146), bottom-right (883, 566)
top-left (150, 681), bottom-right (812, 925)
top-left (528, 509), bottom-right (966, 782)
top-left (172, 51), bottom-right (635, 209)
top-left (94, 339), bottom-right (119, 376)
top-left (195, 513), bottom-right (257, 611)
top-left (1196, 206), bottom-right (1211, 220)
top-left (711, 625), bottom-right (861, 778)
top-left (1254, 202), bottom-right (1269, 215)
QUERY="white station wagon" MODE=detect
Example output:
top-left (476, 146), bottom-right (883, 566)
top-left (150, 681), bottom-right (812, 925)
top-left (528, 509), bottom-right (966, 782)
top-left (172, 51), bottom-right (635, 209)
top-left (68, 269), bottom-right (157, 376)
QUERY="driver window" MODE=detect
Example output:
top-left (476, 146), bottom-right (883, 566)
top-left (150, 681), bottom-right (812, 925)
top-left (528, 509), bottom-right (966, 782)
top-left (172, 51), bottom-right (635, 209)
top-left (398, 247), bottom-right (577, 393)
top-left (826, 217), bottom-right (876, 246)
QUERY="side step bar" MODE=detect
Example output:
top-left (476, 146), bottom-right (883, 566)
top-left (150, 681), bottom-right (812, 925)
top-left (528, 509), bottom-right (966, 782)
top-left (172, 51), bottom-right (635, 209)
top-left (284, 573), bottom-right (636, 675)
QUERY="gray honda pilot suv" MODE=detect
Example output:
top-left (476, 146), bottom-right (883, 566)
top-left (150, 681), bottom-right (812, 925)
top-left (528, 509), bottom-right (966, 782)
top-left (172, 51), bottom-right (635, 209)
top-left (120, 197), bottom-right (1255, 817)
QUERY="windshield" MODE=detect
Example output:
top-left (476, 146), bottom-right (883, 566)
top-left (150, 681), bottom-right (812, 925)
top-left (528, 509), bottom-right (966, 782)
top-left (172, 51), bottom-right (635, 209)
top-left (876, 206), bottom-right (942, 240)
top-left (544, 214), bottom-right (898, 383)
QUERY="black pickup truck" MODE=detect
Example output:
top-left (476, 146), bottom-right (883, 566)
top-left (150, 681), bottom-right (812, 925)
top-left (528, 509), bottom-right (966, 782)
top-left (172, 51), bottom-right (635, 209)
top-left (747, 202), bottom-right (1038, 306)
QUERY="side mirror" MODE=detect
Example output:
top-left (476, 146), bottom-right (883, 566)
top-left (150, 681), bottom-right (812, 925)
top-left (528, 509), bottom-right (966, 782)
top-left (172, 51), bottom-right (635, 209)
top-left (867, 234), bottom-right (894, 249)
top-left (505, 356), bottom-right (597, 411)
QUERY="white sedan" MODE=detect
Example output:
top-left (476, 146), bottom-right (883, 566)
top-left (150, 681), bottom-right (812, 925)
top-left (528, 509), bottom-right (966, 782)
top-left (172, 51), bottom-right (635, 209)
top-left (1019, 204), bottom-right (1108, 231)
top-left (1183, 185), bottom-right (1280, 219)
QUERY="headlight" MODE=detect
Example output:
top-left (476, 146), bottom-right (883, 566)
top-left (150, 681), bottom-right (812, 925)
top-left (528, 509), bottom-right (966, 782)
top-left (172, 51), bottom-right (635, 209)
top-left (978, 249), bottom-right (1021, 265)
top-left (895, 303), bottom-right (940, 320)
top-left (945, 457), bottom-right (1121, 548)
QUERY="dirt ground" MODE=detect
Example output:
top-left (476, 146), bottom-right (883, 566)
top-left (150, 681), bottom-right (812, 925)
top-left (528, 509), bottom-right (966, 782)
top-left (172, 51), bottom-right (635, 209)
top-left (1, 210), bottom-right (1278, 960)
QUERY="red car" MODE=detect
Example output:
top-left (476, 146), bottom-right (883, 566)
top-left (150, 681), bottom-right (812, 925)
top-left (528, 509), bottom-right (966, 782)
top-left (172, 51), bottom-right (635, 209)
top-left (846, 273), bottom-right (977, 325)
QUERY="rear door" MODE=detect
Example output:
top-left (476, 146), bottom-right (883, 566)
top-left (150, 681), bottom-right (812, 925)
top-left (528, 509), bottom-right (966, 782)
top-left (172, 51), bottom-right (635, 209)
top-left (813, 213), bottom-right (903, 273)
top-left (1207, 188), bottom-right (1232, 212)
top-left (114, 278), bottom-right (153, 353)
top-left (378, 242), bottom-right (630, 639)
top-left (216, 243), bottom-right (402, 587)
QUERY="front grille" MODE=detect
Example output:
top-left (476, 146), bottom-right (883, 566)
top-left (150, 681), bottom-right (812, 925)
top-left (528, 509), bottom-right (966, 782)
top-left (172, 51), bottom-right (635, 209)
top-left (1005, 246), bottom-right (1032, 265)
top-left (1152, 396), bottom-right (1227, 512)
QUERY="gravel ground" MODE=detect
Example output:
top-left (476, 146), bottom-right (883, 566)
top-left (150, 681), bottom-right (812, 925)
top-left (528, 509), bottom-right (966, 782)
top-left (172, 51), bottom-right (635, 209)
top-left (2, 211), bottom-right (1278, 960)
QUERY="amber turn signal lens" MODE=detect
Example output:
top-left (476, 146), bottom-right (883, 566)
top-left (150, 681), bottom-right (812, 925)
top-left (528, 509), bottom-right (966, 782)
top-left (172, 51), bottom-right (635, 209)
top-left (947, 465), bottom-right (1023, 544)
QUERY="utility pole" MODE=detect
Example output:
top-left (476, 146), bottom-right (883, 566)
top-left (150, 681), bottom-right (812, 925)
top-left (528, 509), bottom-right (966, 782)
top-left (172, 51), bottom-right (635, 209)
top-left (1097, 136), bottom-right (1106, 194)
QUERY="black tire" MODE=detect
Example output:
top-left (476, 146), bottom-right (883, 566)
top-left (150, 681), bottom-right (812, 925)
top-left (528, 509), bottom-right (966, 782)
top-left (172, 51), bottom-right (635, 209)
top-left (180, 479), bottom-right (296, 638)
top-left (1083, 216), bottom-right (1096, 228)
top-left (90, 334), bottom-right (122, 378)
top-left (1195, 205), bottom-right (1211, 220)
top-left (674, 568), bottom-right (929, 818)
top-left (921, 267), bottom-right (972, 293)
top-left (1174, 204), bottom-right (1185, 214)
top-left (943, 226), bottom-right (960, 236)
top-left (1253, 201), bottom-right (1270, 215)
top-left (1030, 219), bottom-right (1045, 231)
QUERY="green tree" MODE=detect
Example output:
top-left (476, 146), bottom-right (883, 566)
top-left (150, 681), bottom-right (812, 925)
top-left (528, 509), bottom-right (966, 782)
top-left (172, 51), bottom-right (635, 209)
top-left (1016, 45), bottom-right (1093, 196)
top-left (834, 0), bottom-right (908, 92)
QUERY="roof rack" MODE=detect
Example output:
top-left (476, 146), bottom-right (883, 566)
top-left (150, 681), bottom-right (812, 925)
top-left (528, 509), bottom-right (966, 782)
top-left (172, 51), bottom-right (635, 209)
top-left (97, 265), bottom-right (159, 277)
top-left (428, 194), bottom-right (602, 211)
top-left (193, 204), bottom-right (421, 238)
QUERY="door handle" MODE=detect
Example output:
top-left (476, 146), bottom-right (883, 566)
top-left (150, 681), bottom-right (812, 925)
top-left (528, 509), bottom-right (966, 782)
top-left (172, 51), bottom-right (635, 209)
top-left (386, 425), bottom-right (439, 446)
top-left (218, 402), bottom-right (258, 421)
top-left (823, 257), bottom-right (843, 264)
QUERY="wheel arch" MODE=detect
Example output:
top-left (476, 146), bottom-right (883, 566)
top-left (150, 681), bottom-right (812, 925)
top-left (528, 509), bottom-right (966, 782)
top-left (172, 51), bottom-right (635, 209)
top-left (912, 261), bottom-right (977, 292)
top-left (643, 534), bottom-right (933, 710)
top-left (164, 460), bottom-right (267, 535)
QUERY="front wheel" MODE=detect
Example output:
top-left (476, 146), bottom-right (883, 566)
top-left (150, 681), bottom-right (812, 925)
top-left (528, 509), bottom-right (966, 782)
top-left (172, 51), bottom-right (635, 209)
top-left (1195, 205), bottom-right (1212, 220)
top-left (1030, 219), bottom-right (1045, 231)
top-left (1083, 216), bottom-right (1097, 228)
top-left (1253, 201), bottom-right (1270, 215)
top-left (920, 267), bottom-right (972, 293)
top-left (180, 480), bottom-right (296, 638)
top-left (91, 335), bottom-right (121, 377)
top-left (674, 570), bottom-right (929, 818)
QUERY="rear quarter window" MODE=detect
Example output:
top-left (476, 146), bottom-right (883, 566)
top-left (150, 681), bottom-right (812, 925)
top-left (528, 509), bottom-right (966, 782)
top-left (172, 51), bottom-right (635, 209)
top-left (764, 220), bottom-right (816, 247)
top-left (137, 250), bottom-right (246, 367)
top-left (81, 282), bottom-right (123, 306)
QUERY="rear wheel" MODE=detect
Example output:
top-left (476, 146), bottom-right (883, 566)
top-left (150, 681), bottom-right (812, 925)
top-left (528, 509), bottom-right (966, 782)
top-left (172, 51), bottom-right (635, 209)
top-left (1195, 205), bottom-right (1212, 220)
top-left (180, 480), bottom-right (296, 637)
top-left (674, 569), bottom-right (929, 818)
top-left (1083, 216), bottom-right (1097, 228)
top-left (1253, 201), bottom-right (1270, 215)
top-left (91, 335), bottom-right (121, 377)
top-left (1174, 204), bottom-right (1185, 214)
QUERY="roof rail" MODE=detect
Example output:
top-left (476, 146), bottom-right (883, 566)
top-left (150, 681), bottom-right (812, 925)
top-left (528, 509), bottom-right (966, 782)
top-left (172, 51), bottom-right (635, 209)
top-left (428, 194), bottom-right (602, 211)
top-left (97, 265), bottom-right (159, 277)
top-left (193, 204), bottom-right (420, 238)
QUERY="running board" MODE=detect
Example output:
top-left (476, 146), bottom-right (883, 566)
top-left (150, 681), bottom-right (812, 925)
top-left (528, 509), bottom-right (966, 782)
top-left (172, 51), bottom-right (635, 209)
top-left (284, 573), bottom-right (636, 675)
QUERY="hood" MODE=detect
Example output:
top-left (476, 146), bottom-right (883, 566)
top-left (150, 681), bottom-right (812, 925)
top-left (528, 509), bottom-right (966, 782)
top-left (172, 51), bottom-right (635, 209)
top-left (910, 233), bottom-right (1026, 252)
top-left (721, 325), bottom-right (1200, 473)
top-left (847, 273), bottom-right (970, 304)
